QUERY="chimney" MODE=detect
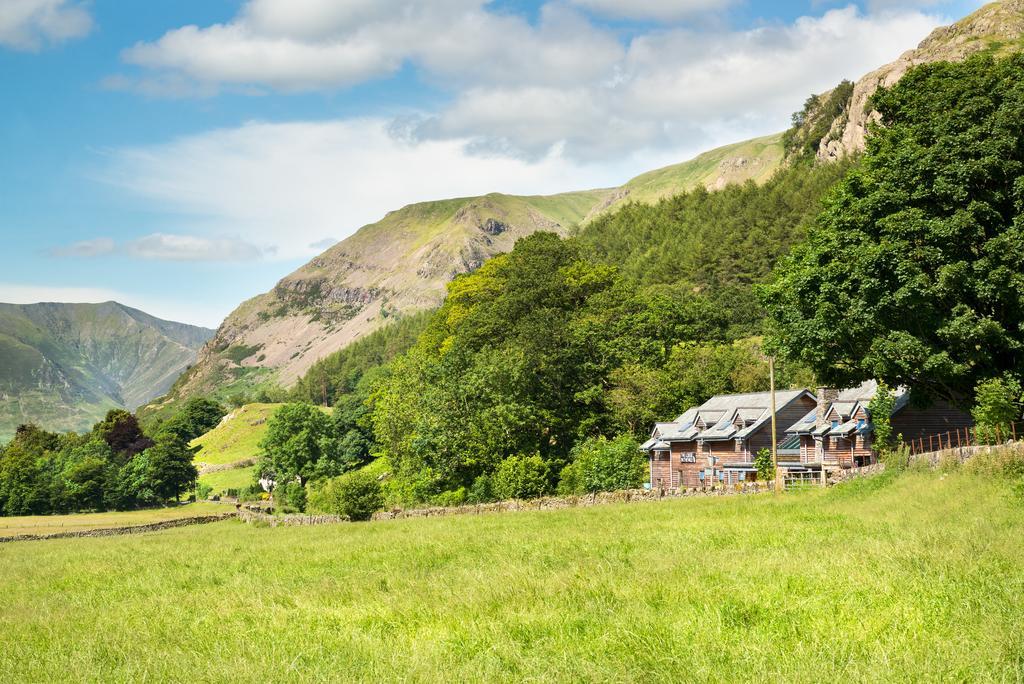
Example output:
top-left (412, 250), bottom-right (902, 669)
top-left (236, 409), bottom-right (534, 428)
top-left (816, 387), bottom-right (839, 428)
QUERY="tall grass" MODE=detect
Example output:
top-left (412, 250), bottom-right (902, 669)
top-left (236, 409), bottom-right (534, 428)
top-left (0, 470), bottom-right (1021, 682)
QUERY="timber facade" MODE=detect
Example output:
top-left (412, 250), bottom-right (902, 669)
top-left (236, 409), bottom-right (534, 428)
top-left (641, 390), bottom-right (816, 488)
top-left (643, 381), bottom-right (974, 488)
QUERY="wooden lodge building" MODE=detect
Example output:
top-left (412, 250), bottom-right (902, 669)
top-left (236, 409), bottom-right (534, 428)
top-left (642, 382), bottom-right (973, 488)
top-left (642, 390), bottom-right (816, 488)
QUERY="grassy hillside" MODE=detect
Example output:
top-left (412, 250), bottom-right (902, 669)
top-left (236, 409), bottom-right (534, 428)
top-left (0, 302), bottom-right (212, 440)
top-left (190, 403), bottom-right (285, 467)
top-left (619, 133), bottom-right (785, 205)
top-left (151, 135), bottom-right (790, 417)
top-left (1, 470), bottom-right (1021, 680)
top-left (190, 403), bottom-right (331, 495)
top-left (198, 466), bottom-right (256, 495)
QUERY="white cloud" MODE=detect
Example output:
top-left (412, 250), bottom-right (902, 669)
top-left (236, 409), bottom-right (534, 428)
top-left (117, 1), bottom-right (943, 161)
top-left (124, 234), bottom-right (269, 261)
top-left (48, 237), bottom-right (116, 258)
top-left (568, 0), bottom-right (736, 21)
top-left (410, 6), bottom-right (942, 160)
top-left (121, 1), bottom-right (622, 93)
top-left (96, 118), bottom-right (651, 261)
top-left (93, 2), bottom-right (952, 266)
top-left (0, 0), bottom-right (92, 51)
top-left (48, 234), bottom-right (269, 262)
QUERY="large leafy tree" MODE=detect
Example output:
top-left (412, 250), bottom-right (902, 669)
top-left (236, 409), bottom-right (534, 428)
top-left (761, 54), bottom-right (1024, 403)
top-left (157, 397), bottom-right (227, 444)
top-left (257, 403), bottom-right (337, 485)
top-left (372, 233), bottom-right (727, 496)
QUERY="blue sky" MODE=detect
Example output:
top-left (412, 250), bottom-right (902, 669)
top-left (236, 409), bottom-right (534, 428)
top-left (0, 0), bottom-right (983, 327)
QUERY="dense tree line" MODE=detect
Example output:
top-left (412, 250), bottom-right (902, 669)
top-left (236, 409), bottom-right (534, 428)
top-left (0, 398), bottom-right (225, 516)
top-left (578, 156), bottom-right (854, 338)
top-left (761, 54), bottom-right (1024, 407)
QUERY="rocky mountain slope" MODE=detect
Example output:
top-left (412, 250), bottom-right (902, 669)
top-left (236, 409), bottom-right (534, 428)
top-left (0, 302), bottom-right (212, 439)
top-left (150, 0), bottom-right (1024, 414)
top-left (149, 134), bottom-right (785, 413)
top-left (815, 0), bottom-right (1024, 161)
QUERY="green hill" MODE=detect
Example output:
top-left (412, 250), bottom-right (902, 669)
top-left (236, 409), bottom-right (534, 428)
top-left (0, 302), bottom-right (212, 441)
top-left (1, 469), bottom-right (1021, 680)
top-left (191, 402), bottom-right (332, 495)
top-left (146, 136), bottom-right (788, 417)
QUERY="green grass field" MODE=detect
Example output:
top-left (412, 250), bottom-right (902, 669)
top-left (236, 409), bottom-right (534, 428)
top-left (190, 403), bottom-right (284, 466)
top-left (0, 470), bottom-right (1021, 681)
top-left (198, 465), bottom-right (256, 494)
top-left (0, 501), bottom-right (228, 537)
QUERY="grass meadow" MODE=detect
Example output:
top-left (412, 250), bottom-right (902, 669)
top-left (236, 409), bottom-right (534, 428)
top-left (198, 464), bottom-right (256, 495)
top-left (0, 501), bottom-right (229, 537)
top-left (189, 403), bottom-right (284, 466)
top-left (0, 470), bottom-right (1021, 682)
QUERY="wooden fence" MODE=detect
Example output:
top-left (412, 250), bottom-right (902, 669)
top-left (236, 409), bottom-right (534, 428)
top-left (906, 421), bottom-right (1024, 456)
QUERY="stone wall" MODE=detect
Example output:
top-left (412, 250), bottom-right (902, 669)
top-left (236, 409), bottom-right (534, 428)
top-left (237, 509), bottom-right (347, 527)
top-left (828, 462), bottom-right (886, 484)
top-left (372, 482), bottom-right (776, 521)
top-left (0, 512), bottom-right (236, 543)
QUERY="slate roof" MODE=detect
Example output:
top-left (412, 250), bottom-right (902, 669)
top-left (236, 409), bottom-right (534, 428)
top-left (785, 380), bottom-right (910, 438)
top-left (641, 389), bottom-right (815, 449)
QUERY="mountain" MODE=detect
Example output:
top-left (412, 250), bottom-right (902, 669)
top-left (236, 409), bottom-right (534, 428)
top-left (813, 0), bottom-right (1024, 161)
top-left (149, 0), bottom-right (1024, 415)
top-left (0, 302), bottom-right (213, 439)
top-left (147, 134), bottom-right (786, 415)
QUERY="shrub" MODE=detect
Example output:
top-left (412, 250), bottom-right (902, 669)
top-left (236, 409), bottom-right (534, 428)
top-left (972, 377), bottom-right (1023, 443)
top-left (279, 481), bottom-right (307, 513)
top-left (754, 448), bottom-right (774, 481)
top-left (558, 435), bottom-right (644, 495)
top-left (965, 444), bottom-right (1024, 479)
top-left (432, 488), bottom-right (466, 508)
top-left (881, 444), bottom-right (911, 473)
top-left (196, 482), bottom-right (213, 500)
top-left (309, 471), bottom-right (383, 521)
top-left (556, 460), bottom-right (584, 496)
top-left (492, 454), bottom-right (549, 500)
top-left (467, 474), bottom-right (493, 503)
top-left (867, 383), bottom-right (896, 455)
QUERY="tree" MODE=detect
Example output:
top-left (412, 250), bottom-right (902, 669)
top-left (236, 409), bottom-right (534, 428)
top-left (754, 448), bottom-right (774, 482)
top-left (867, 383), bottom-right (897, 454)
top-left (257, 403), bottom-right (336, 485)
top-left (558, 435), bottom-right (644, 494)
top-left (972, 376), bottom-right (1023, 442)
top-left (159, 398), bottom-right (226, 444)
top-left (492, 454), bottom-right (550, 500)
top-left (94, 410), bottom-right (153, 457)
top-left (143, 437), bottom-right (198, 502)
top-left (62, 454), bottom-right (108, 511)
top-left (371, 233), bottom-right (728, 500)
top-left (308, 470), bottom-right (383, 521)
top-left (761, 54), bottom-right (1024, 404)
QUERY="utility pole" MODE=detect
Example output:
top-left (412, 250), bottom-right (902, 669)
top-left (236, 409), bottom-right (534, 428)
top-left (770, 356), bottom-right (781, 493)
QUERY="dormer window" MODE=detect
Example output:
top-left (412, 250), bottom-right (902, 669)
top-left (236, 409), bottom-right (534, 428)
top-left (831, 419), bottom-right (839, 429)
top-left (857, 418), bottom-right (865, 429)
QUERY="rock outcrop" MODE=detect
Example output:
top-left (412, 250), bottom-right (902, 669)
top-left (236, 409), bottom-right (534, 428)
top-left (818, 0), bottom-right (1024, 161)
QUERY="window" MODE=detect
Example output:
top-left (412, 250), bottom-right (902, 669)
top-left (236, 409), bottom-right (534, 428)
top-left (831, 419), bottom-right (839, 429)
top-left (857, 418), bottom-right (865, 429)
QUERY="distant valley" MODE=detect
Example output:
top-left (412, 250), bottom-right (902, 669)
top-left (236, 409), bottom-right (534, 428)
top-left (0, 302), bottom-right (212, 439)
